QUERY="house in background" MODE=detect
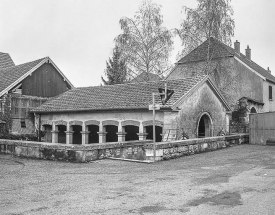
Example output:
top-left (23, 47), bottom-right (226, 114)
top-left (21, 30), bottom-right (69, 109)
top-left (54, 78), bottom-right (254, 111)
top-left (166, 37), bottom-right (275, 115)
top-left (0, 52), bottom-right (74, 134)
top-left (32, 75), bottom-right (231, 144)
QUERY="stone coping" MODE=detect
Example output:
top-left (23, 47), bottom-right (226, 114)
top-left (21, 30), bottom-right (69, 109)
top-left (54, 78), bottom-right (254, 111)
top-left (144, 134), bottom-right (249, 149)
top-left (0, 134), bottom-right (248, 151)
top-left (0, 139), bottom-right (152, 150)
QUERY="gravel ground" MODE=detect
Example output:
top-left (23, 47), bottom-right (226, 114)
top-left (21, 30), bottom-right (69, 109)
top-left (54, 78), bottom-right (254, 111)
top-left (1, 145), bottom-right (275, 215)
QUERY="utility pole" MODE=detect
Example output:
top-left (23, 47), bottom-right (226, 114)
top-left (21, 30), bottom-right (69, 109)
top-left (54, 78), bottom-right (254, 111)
top-left (149, 83), bottom-right (167, 162)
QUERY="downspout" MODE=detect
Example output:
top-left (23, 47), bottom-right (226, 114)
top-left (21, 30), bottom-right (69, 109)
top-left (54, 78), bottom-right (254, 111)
top-left (38, 113), bottom-right (41, 142)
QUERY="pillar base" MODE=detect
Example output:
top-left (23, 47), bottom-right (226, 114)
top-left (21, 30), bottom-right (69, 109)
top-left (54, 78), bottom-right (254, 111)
top-left (116, 132), bottom-right (127, 142)
top-left (80, 131), bottom-right (90, 145)
top-left (98, 131), bottom-right (107, 143)
top-left (51, 130), bottom-right (59, 143)
top-left (65, 131), bottom-right (74, 144)
top-left (137, 133), bottom-right (148, 141)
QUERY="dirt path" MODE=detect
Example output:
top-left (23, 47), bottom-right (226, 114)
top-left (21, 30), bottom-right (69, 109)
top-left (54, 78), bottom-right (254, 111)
top-left (1, 145), bottom-right (275, 215)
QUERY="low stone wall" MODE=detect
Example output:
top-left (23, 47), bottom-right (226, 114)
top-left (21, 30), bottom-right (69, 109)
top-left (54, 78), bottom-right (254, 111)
top-left (0, 139), bottom-right (152, 162)
top-left (0, 134), bottom-right (248, 162)
top-left (144, 134), bottom-right (249, 161)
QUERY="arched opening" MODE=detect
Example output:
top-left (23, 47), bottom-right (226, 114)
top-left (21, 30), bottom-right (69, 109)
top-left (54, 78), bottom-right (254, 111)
top-left (125, 125), bottom-right (139, 141)
top-left (145, 125), bottom-right (163, 142)
top-left (105, 125), bottom-right (118, 142)
top-left (42, 125), bottom-right (52, 142)
top-left (57, 125), bottom-right (66, 144)
top-left (72, 125), bottom-right (82, 144)
top-left (88, 125), bottom-right (99, 143)
top-left (250, 107), bottom-right (257, 113)
top-left (198, 114), bottom-right (212, 138)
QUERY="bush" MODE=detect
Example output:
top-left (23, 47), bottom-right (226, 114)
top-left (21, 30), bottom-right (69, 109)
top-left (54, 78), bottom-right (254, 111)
top-left (0, 133), bottom-right (38, 141)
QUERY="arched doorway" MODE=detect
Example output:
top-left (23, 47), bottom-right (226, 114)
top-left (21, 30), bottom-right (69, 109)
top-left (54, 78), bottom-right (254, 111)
top-left (42, 124), bottom-right (52, 142)
top-left (88, 125), bottom-right (99, 143)
top-left (72, 125), bottom-right (82, 144)
top-left (125, 125), bottom-right (139, 141)
top-left (197, 113), bottom-right (212, 138)
top-left (145, 126), bottom-right (163, 142)
top-left (57, 125), bottom-right (66, 143)
top-left (251, 107), bottom-right (257, 113)
top-left (105, 125), bottom-right (118, 142)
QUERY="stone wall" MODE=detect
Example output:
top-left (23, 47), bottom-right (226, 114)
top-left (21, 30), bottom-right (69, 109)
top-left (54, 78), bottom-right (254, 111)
top-left (145, 134), bottom-right (248, 161)
top-left (0, 134), bottom-right (248, 162)
top-left (175, 82), bottom-right (228, 138)
top-left (0, 139), bottom-right (152, 162)
top-left (167, 57), bottom-right (264, 109)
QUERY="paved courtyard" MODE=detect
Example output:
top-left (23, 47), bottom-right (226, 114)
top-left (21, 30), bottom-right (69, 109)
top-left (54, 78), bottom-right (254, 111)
top-left (1, 145), bottom-right (275, 215)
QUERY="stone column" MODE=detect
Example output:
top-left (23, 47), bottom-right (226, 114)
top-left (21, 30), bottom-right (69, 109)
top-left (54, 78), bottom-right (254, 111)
top-left (81, 131), bottom-right (90, 145)
top-left (51, 130), bottom-right (59, 143)
top-left (117, 121), bottom-right (126, 142)
top-left (98, 122), bottom-right (107, 143)
top-left (65, 131), bottom-right (74, 144)
top-left (117, 132), bottom-right (127, 142)
top-left (138, 122), bottom-right (147, 140)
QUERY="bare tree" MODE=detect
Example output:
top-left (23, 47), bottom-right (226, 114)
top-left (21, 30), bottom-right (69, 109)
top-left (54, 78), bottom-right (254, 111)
top-left (174, 0), bottom-right (238, 105)
top-left (115, 0), bottom-right (173, 81)
top-left (176, 0), bottom-right (235, 60)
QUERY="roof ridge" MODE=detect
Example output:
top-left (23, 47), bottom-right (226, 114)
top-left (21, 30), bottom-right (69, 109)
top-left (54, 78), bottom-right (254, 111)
top-left (75, 75), bottom-right (207, 90)
top-left (0, 57), bottom-right (47, 72)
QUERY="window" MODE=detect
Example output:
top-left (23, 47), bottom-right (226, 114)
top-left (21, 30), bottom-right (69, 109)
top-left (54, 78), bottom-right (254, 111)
top-left (21, 119), bottom-right (26, 128)
top-left (269, 86), bottom-right (273, 100)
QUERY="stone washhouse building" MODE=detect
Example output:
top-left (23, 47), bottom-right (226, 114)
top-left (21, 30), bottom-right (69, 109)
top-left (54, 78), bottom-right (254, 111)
top-left (32, 75), bottom-right (231, 144)
top-left (166, 37), bottom-right (275, 117)
top-left (0, 52), bottom-right (73, 134)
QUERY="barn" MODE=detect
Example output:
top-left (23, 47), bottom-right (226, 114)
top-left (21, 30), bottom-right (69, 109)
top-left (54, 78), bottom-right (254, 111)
top-left (0, 52), bottom-right (73, 134)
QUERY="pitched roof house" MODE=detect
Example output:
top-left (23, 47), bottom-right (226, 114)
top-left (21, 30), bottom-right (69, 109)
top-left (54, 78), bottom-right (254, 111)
top-left (166, 37), bottom-right (275, 113)
top-left (0, 53), bottom-right (73, 134)
top-left (32, 75), bottom-right (231, 144)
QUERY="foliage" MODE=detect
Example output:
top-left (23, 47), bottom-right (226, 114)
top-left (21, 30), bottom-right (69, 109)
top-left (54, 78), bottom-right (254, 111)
top-left (176, 0), bottom-right (235, 59)
top-left (0, 133), bottom-right (38, 141)
top-left (0, 94), bottom-right (12, 135)
top-left (101, 46), bottom-right (128, 85)
top-left (115, 0), bottom-right (173, 80)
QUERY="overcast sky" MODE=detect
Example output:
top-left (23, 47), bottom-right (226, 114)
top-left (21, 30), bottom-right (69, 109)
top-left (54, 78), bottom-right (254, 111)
top-left (1, 0), bottom-right (275, 87)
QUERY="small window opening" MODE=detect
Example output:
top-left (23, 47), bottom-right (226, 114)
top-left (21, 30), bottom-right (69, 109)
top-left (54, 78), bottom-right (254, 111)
top-left (21, 119), bottom-right (26, 128)
top-left (269, 86), bottom-right (273, 100)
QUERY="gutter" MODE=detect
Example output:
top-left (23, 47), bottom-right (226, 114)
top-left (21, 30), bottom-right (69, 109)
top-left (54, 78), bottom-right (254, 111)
top-left (31, 106), bottom-right (173, 114)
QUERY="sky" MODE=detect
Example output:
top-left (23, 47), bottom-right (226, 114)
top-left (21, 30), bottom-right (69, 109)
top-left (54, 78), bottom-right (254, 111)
top-left (1, 0), bottom-right (275, 87)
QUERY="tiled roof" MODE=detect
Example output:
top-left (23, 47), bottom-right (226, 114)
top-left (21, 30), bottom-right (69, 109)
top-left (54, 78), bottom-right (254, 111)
top-left (32, 75), bottom-right (206, 113)
top-left (0, 58), bottom-right (46, 93)
top-left (240, 97), bottom-right (264, 105)
top-left (177, 37), bottom-right (275, 83)
top-left (131, 72), bottom-right (163, 83)
top-left (0, 52), bottom-right (15, 69)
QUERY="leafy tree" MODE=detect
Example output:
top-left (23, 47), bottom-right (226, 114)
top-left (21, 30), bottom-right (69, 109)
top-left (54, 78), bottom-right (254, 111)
top-left (0, 94), bottom-right (12, 135)
top-left (101, 46), bottom-right (128, 85)
top-left (115, 0), bottom-right (173, 81)
top-left (176, 0), bottom-right (235, 59)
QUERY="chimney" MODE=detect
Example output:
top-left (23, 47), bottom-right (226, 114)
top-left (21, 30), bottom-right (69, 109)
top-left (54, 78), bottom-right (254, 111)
top-left (246, 45), bottom-right (251, 60)
top-left (268, 67), bottom-right (271, 73)
top-left (234, 40), bottom-right (240, 55)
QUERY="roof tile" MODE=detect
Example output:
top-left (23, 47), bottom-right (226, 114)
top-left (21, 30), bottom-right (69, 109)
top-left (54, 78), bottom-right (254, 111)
top-left (0, 52), bottom-right (15, 69)
top-left (0, 58), bottom-right (46, 93)
top-left (177, 37), bottom-right (275, 83)
top-left (32, 75), bottom-right (206, 113)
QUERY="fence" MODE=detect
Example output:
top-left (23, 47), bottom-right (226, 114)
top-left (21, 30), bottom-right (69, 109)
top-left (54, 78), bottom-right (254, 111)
top-left (250, 112), bottom-right (275, 145)
top-left (163, 124), bottom-right (249, 142)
